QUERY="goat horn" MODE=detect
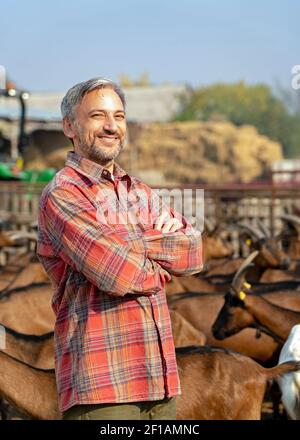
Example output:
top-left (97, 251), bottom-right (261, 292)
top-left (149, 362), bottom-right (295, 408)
top-left (8, 232), bottom-right (37, 241)
top-left (231, 250), bottom-right (259, 289)
top-left (280, 214), bottom-right (300, 227)
top-left (204, 218), bottom-right (214, 233)
top-left (237, 222), bottom-right (265, 240)
top-left (256, 219), bottom-right (270, 237)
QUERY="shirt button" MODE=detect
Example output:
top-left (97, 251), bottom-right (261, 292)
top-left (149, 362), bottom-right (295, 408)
top-left (157, 321), bottom-right (161, 328)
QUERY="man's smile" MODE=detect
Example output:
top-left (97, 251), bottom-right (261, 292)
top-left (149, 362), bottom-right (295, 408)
top-left (98, 135), bottom-right (119, 146)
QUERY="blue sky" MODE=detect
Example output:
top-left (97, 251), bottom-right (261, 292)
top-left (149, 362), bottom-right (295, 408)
top-left (0, 0), bottom-right (299, 92)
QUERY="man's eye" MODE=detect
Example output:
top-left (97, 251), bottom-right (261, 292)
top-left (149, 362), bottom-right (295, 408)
top-left (115, 114), bottom-right (125, 120)
top-left (91, 113), bottom-right (104, 118)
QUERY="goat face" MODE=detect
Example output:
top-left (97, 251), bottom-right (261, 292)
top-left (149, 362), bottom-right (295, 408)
top-left (212, 293), bottom-right (255, 340)
top-left (203, 234), bottom-right (233, 260)
top-left (253, 238), bottom-right (290, 270)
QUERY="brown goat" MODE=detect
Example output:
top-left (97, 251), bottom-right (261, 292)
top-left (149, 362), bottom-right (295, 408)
top-left (212, 251), bottom-right (300, 344)
top-left (169, 310), bottom-right (206, 347)
top-left (281, 214), bottom-right (300, 260)
top-left (0, 251), bottom-right (43, 292)
top-left (212, 289), bottom-right (300, 344)
top-left (0, 324), bottom-right (54, 369)
top-left (169, 282), bottom-right (300, 362)
top-left (0, 311), bottom-right (204, 369)
top-left (0, 351), bottom-right (59, 420)
top-left (0, 283), bottom-right (55, 334)
top-left (238, 221), bottom-right (291, 279)
top-left (202, 231), bottom-right (233, 262)
top-left (1, 346), bottom-right (299, 420)
top-left (0, 310), bottom-right (204, 370)
top-left (0, 262), bottom-right (49, 295)
top-left (259, 215), bottom-right (300, 283)
top-left (176, 346), bottom-right (300, 420)
top-left (166, 221), bottom-right (291, 297)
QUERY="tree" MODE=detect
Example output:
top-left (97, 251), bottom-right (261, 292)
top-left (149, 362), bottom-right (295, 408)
top-left (175, 81), bottom-right (299, 158)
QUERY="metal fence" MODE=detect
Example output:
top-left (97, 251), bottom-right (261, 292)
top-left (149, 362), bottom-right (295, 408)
top-left (0, 181), bottom-right (299, 234)
top-left (0, 182), bottom-right (45, 229)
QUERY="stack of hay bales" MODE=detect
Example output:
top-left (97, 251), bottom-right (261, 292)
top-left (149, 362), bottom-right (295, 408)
top-left (119, 121), bottom-right (283, 184)
top-left (23, 121), bottom-right (283, 184)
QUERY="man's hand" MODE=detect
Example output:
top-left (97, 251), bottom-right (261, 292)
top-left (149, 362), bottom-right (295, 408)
top-left (154, 211), bottom-right (184, 233)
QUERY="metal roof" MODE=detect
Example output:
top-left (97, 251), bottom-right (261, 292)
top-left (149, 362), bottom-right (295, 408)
top-left (0, 84), bottom-right (189, 123)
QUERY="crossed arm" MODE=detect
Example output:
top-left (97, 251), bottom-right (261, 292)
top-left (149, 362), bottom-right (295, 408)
top-left (40, 185), bottom-right (202, 297)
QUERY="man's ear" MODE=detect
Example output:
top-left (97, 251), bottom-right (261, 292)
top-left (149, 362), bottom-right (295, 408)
top-left (62, 117), bottom-right (75, 140)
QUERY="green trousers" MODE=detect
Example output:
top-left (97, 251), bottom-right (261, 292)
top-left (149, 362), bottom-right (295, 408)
top-left (62, 397), bottom-right (176, 420)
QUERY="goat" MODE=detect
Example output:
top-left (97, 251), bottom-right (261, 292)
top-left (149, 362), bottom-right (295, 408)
top-left (0, 325), bottom-right (54, 419)
top-left (0, 309), bottom-right (204, 369)
top-left (0, 350), bottom-right (59, 420)
top-left (169, 255), bottom-right (300, 362)
top-left (207, 219), bottom-right (291, 279)
top-left (166, 231), bottom-right (234, 296)
top-left (0, 282), bottom-right (55, 334)
top-left (169, 291), bottom-right (279, 363)
top-left (260, 215), bottom-right (300, 283)
top-left (0, 305), bottom-right (204, 418)
top-left (277, 324), bottom-right (300, 419)
top-left (202, 221), bottom-right (233, 262)
top-left (176, 345), bottom-right (300, 420)
top-left (169, 310), bottom-right (206, 347)
top-left (0, 261), bottom-right (49, 296)
top-left (0, 250), bottom-right (36, 291)
top-left (212, 251), bottom-right (300, 344)
top-left (0, 323), bottom-right (54, 369)
top-left (1, 311), bottom-right (204, 369)
top-left (166, 220), bottom-right (292, 297)
top-left (1, 345), bottom-right (300, 420)
top-left (280, 214), bottom-right (300, 260)
top-left (238, 221), bottom-right (291, 278)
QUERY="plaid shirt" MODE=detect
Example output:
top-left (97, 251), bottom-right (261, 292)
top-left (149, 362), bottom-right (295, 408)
top-left (37, 151), bottom-right (202, 413)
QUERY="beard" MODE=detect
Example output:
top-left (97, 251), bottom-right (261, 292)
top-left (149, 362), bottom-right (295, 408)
top-left (75, 129), bottom-right (124, 164)
top-left (88, 138), bottom-right (124, 163)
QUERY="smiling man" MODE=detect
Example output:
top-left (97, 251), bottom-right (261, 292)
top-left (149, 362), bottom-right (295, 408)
top-left (62, 83), bottom-right (126, 169)
top-left (37, 77), bottom-right (203, 420)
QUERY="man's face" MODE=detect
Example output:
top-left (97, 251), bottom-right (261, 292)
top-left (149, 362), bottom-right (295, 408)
top-left (64, 87), bottom-right (126, 165)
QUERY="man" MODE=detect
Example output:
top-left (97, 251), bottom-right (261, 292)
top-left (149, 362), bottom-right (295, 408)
top-left (37, 77), bottom-right (203, 420)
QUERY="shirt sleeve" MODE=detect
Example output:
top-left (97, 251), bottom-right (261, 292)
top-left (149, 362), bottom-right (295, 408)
top-left (142, 188), bottom-right (203, 276)
top-left (40, 185), bottom-right (170, 297)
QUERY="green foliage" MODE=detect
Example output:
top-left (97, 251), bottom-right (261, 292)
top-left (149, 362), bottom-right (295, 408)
top-left (175, 81), bottom-right (300, 158)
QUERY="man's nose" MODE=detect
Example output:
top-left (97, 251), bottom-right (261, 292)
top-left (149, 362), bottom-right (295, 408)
top-left (103, 116), bottom-right (117, 132)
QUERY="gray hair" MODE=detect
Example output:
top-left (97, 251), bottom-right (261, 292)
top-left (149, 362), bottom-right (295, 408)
top-left (61, 77), bottom-right (126, 120)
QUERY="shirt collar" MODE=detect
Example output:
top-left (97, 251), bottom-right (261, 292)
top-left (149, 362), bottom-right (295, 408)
top-left (65, 151), bottom-right (130, 184)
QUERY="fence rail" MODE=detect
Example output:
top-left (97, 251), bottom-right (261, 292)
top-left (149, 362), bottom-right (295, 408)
top-left (0, 181), bottom-right (299, 234)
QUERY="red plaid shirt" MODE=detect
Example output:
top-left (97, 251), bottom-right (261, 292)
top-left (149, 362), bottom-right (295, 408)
top-left (37, 151), bottom-right (202, 413)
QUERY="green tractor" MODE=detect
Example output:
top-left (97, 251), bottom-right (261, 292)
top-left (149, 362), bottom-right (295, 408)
top-left (0, 86), bottom-right (56, 183)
